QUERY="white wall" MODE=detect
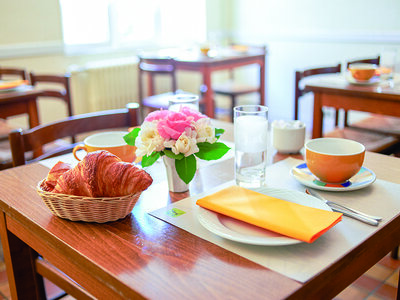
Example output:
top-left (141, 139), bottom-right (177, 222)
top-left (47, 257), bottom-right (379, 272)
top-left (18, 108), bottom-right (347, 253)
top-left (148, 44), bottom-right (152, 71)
top-left (232, 0), bottom-right (400, 130)
top-left (2, 0), bottom-right (400, 130)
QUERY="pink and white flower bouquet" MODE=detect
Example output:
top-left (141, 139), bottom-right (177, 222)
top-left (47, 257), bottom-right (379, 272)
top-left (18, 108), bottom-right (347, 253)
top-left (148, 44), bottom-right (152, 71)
top-left (124, 107), bottom-right (230, 184)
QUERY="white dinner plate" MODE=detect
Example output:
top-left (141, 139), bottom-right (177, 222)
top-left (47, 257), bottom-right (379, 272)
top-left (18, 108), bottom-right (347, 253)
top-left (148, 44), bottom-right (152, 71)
top-left (290, 163), bottom-right (376, 192)
top-left (197, 186), bottom-right (331, 246)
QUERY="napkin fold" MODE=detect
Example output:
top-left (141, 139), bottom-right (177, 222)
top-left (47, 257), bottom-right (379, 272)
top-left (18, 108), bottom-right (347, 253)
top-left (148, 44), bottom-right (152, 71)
top-left (196, 186), bottom-right (342, 243)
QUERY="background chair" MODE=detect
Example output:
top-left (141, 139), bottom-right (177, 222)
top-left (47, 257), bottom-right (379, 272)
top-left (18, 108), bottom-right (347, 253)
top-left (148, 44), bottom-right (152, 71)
top-left (294, 63), bottom-right (342, 123)
top-left (0, 66), bottom-right (28, 81)
top-left (29, 72), bottom-right (74, 118)
top-left (9, 102), bottom-right (140, 166)
top-left (138, 55), bottom-right (198, 117)
top-left (202, 44), bottom-right (266, 121)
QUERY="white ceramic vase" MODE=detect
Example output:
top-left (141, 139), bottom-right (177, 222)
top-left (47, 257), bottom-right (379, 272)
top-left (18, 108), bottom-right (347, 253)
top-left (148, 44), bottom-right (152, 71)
top-left (163, 156), bottom-right (189, 193)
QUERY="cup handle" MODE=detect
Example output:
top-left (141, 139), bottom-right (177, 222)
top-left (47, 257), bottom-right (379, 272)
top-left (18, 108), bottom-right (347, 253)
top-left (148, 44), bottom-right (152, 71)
top-left (72, 144), bottom-right (87, 161)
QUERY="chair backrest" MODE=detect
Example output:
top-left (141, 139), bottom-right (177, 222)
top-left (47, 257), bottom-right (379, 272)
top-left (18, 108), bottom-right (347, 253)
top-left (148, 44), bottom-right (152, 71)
top-left (346, 56), bottom-right (380, 68)
top-left (0, 67), bottom-right (28, 81)
top-left (9, 103), bottom-right (141, 167)
top-left (137, 56), bottom-right (177, 101)
top-left (294, 63), bottom-right (342, 120)
top-left (29, 72), bottom-right (73, 117)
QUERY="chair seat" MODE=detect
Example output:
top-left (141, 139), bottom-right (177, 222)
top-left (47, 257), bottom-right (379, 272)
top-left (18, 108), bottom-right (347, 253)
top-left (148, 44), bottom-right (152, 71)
top-left (325, 127), bottom-right (400, 153)
top-left (142, 91), bottom-right (200, 111)
top-left (349, 115), bottom-right (400, 137)
top-left (142, 92), bottom-right (175, 110)
top-left (213, 80), bottom-right (259, 96)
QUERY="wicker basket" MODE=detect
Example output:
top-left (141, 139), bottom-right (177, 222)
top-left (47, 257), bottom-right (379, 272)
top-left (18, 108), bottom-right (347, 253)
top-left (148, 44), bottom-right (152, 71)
top-left (37, 180), bottom-right (141, 223)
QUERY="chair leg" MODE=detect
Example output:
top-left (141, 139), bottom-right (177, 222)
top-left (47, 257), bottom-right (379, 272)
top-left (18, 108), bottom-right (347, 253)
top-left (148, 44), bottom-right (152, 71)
top-left (391, 246), bottom-right (399, 260)
top-left (344, 110), bottom-right (349, 127)
top-left (230, 95), bottom-right (237, 122)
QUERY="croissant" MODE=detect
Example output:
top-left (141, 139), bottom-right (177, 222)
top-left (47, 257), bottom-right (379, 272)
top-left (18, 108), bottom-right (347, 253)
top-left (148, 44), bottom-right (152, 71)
top-left (45, 150), bottom-right (153, 197)
top-left (41, 161), bottom-right (72, 192)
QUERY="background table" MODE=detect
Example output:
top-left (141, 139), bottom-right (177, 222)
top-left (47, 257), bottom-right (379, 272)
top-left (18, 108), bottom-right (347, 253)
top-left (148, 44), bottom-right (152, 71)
top-left (0, 86), bottom-right (43, 129)
top-left (304, 74), bottom-right (400, 138)
top-left (142, 47), bottom-right (266, 118)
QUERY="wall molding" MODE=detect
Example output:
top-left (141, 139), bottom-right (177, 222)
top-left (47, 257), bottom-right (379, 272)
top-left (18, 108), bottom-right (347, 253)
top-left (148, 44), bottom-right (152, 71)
top-left (0, 41), bottom-right (64, 59)
top-left (237, 30), bottom-right (400, 44)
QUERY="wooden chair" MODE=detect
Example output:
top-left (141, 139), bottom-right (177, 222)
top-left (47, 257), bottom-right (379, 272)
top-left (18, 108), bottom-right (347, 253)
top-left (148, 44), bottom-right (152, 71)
top-left (138, 55), bottom-right (198, 117)
top-left (204, 44), bottom-right (267, 121)
top-left (294, 63), bottom-right (342, 123)
top-left (7, 103), bottom-right (141, 299)
top-left (10, 102), bottom-right (141, 166)
top-left (343, 56), bottom-right (381, 126)
top-left (29, 72), bottom-right (74, 118)
top-left (0, 66), bottom-right (28, 80)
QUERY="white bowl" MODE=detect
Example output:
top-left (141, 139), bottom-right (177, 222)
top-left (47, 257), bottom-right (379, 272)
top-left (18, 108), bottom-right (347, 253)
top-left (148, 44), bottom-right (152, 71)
top-left (272, 120), bottom-right (306, 154)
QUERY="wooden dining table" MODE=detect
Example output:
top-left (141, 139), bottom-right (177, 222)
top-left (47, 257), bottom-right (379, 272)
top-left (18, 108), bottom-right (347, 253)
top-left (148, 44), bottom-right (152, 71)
top-left (142, 47), bottom-right (266, 118)
top-left (0, 120), bottom-right (399, 299)
top-left (304, 74), bottom-right (400, 139)
top-left (0, 86), bottom-right (43, 129)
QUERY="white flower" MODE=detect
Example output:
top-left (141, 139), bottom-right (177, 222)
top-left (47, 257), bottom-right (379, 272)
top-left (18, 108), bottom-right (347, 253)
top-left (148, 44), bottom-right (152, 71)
top-left (170, 128), bottom-right (199, 157)
top-left (135, 121), bottom-right (165, 157)
top-left (194, 118), bottom-right (217, 143)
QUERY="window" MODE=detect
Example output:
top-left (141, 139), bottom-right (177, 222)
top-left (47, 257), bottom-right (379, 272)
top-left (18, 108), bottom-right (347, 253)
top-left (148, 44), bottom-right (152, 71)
top-left (59, 0), bottom-right (207, 54)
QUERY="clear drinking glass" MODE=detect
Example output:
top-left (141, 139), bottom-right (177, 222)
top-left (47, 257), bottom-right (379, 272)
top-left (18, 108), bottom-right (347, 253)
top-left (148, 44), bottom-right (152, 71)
top-left (168, 94), bottom-right (199, 112)
top-left (234, 105), bottom-right (269, 188)
top-left (380, 48), bottom-right (398, 81)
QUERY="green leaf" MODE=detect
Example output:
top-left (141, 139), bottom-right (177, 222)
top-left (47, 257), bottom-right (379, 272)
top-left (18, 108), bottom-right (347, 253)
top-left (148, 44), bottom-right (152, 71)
top-left (163, 149), bottom-right (184, 160)
top-left (141, 152), bottom-right (160, 167)
top-left (175, 155), bottom-right (197, 184)
top-left (215, 128), bottom-right (225, 140)
top-left (195, 142), bottom-right (230, 161)
top-left (123, 128), bottom-right (141, 146)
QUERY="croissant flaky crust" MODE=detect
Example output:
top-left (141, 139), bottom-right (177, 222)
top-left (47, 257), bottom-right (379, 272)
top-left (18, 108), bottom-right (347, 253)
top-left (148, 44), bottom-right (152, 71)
top-left (42, 150), bottom-right (153, 197)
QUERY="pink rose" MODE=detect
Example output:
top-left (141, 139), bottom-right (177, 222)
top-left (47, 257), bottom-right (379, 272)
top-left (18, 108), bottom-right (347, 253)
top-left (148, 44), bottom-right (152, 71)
top-left (157, 111), bottom-right (193, 140)
top-left (180, 106), bottom-right (206, 121)
top-left (145, 109), bottom-right (171, 122)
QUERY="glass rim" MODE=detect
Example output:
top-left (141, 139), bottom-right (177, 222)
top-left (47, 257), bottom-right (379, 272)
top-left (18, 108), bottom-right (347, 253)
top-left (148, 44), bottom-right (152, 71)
top-left (233, 104), bottom-right (268, 113)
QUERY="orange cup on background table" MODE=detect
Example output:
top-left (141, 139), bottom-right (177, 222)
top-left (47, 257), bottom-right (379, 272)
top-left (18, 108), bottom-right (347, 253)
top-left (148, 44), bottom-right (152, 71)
top-left (73, 131), bottom-right (136, 163)
top-left (348, 63), bottom-right (378, 81)
top-left (305, 138), bottom-right (365, 183)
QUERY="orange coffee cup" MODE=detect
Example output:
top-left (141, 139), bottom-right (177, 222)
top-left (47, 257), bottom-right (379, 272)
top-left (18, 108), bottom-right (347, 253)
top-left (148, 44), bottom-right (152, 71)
top-left (305, 138), bottom-right (365, 183)
top-left (73, 131), bottom-right (136, 163)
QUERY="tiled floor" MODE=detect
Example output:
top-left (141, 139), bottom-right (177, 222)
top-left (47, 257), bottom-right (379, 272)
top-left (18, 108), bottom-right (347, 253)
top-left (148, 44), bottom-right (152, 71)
top-left (0, 252), bottom-right (398, 299)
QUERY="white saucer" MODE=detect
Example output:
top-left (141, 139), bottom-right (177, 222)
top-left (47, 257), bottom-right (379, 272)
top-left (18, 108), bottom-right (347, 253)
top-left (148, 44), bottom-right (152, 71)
top-left (290, 163), bottom-right (376, 192)
top-left (197, 186), bottom-right (331, 246)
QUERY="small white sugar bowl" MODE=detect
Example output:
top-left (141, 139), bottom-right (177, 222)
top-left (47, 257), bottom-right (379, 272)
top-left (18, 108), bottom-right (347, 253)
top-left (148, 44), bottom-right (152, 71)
top-left (272, 120), bottom-right (306, 154)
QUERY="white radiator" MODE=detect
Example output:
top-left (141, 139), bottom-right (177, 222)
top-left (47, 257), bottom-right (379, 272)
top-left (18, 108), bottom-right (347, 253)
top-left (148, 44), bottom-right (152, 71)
top-left (69, 57), bottom-right (139, 114)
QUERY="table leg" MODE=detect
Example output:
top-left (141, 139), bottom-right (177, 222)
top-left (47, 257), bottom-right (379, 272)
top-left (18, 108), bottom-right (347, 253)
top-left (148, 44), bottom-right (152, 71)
top-left (0, 211), bottom-right (46, 299)
top-left (27, 99), bottom-right (40, 128)
top-left (312, 92), bottom-right (323, 139)
top-left (259, 59), bottom-right (266, 106)
top-left (202, 67), bottom-right (215, 118)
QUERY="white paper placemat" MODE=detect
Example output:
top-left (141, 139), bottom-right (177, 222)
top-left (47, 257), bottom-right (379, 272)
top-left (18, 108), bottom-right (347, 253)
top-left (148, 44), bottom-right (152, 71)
top-left (149, 157), bottom-right (400, 283)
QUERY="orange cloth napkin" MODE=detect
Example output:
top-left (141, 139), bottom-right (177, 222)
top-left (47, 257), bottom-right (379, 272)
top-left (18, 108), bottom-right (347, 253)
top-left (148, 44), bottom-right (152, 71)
top-left (0, 80), bottom-right (28, 90)
top-left (196, 186), bottom-right (342, 243)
